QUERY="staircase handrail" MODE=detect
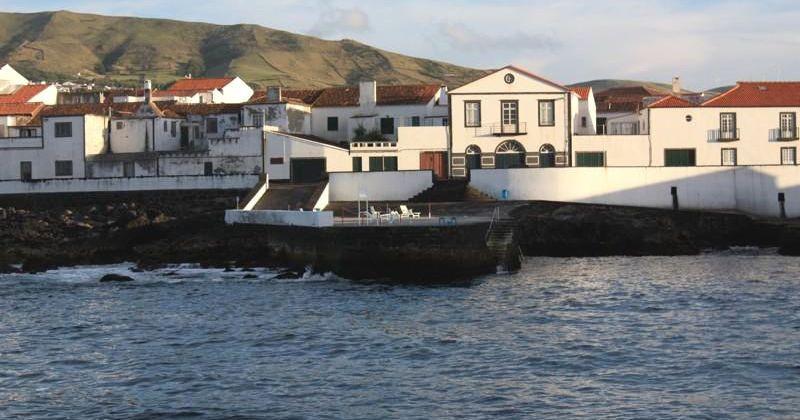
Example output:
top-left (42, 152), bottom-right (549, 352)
top-left (485, 206), bottom-right (501, 241)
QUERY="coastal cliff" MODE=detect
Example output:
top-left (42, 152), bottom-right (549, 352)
top-left (2, 193), bottom-right (799, 280)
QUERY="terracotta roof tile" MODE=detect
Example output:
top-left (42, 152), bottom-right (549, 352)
top-left (648, 95), bottom-right (696, 108)
top-left (570, 86), bottom-right (591, 100)
top-left (0, 84), bottom-right (50, 104)
top-left (312, 84), bottom-right (440, 108)
top-left (248, 89), bottom-right (324, 105)
top-left (165, 77), bottom-right (235, 92)
top-left (701, 82), bottom-right (800, 107)
top-left (165, 103), bottom-right (243, 116)
top-left (0, 102), bottom-right (44, 116)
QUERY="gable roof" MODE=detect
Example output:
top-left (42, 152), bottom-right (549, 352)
top-left (0, 84), bottom-right (50, 104)
top-left (248, 89), bottom-right (324, 106)
top-left (701, 82), bottom-right (800, 107)
top-left (165, 77), bottom-right (235, 93)
top-left (648, 95), bottom-right (696, 108)
top-left (450, 65), bottom-right (568, 93)
top-left (570, 86), bottom-right (591, 100)
top-left (312, 84), bottom-right (440, 107)
top-left (0, 102), bottom-right (44, 116)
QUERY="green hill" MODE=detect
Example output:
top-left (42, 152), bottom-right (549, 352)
top-left (0, 10), bottom-right (484, 88)
top-left (568, 79), bottom-right (694, 94)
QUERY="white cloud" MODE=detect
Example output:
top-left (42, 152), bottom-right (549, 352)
top-left (308, 7), bottom-right (370, 38)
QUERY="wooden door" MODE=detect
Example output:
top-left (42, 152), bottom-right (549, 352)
top-left (420, 152), bottom-right (448, 180)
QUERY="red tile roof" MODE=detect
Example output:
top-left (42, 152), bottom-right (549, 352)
top-left (311, 84), bottom-right (440, 108)
top-left (570, 86), bottom-right (591, 100)
top-left (0, 102), bottom-right (44, 116)
top-left (701, 82), bottom-right (800, 107)
top-left (165, 77), bottom-right (235, 93)
top-left (165, 103), bottom-right (243, 116)
top-left (648, 95), bottom-right (696, 108)
top-left (0, 84), bottom-right (50, 104)
top-left (248, 89), bottom-right (325, 106)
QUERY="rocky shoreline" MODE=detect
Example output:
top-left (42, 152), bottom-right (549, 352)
top-left (2, 194), bottom-right (799, 280)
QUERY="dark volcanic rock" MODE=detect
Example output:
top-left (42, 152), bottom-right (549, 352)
top-left (99, 273), bottom-right (135, 283)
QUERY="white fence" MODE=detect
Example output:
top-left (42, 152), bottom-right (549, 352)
top-left (0, 174), bottom-right (260, 195)
top-left (225, 209), bottom-right (334, 227)
top-left (329, 170), bottom-right (433, 201)
top-left (470, 166), bottom-right (800, 218)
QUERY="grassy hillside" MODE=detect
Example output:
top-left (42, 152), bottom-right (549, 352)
top-left (568, 79), bottom-right (692, 94)
top-left (0, 10), bottom-right (484, 88)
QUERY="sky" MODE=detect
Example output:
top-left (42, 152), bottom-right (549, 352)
top-left (1, 0), bottom-right (800, 89)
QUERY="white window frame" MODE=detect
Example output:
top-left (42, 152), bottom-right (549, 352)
top-left (781, 147), bottom-right (796, 165)
top-left (538, 100), bottom-right (555, 126)
top-left (721, 148), bottom-right (737, 166)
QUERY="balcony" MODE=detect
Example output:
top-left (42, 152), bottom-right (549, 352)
top-left (769, 127), bottom-right (799, 141)
top-left (350, 141), bottom-right (397, 151)
top-left (708, 128), bottom-right (740, 142)
top-left (471, 122), bottom-right (527, 136)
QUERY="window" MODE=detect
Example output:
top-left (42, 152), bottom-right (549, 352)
top-left (252, 113), bottom-right (264, 127)
top-left (163, 121), bottom-right (168, 132)
top-left (780, 112), bottom-right (797, 139)
top-left (352, 157), bottom-right (363, 172)
top-left (664, 149), bottom-right (696, 167)
top-left (464, 101), bottom-right (481, 127)
top-left (206, 118), bottom-right (218, 134)
top-left (539, 100), bottom-right (555, 126)
top-left (380, 117), bottom-right (395, 135)
top-left (721, 148), bottom-right (737, 166)
top-left (116, 121), bottom-right (124, 130)
top-left (193, 126), bottom-right (200, 139)
top-left (369, 156), bottom-right (398, 172)
top-left (171, 121), bottom-right (177, 137)
top-left (204, 162), bottom-right (214, 175)
top-left (270, 157), bottom-right (284, 165)
top-left (442, 117), bottom-right (449, 126)
top-left (55, 122), bottom-right (72, 138)
top-left (327, 117), bottom-right (339, 131)
top-left (501, 101), bottom-right (518, 128)
top-left (581, 117), bottom-right (587, 128)
top-left (55, 160), bottom-right (73, 176)
top-left (20, 161), bottom-right (32, 181)
top-left (123, 161), bottom-right (135, 177)
top-left (720, 113), bottom-right (737, 139)
top-left (576, 152), bottom-right (605, 167)
top-left (411, 116), bottom-right (421, 127)
top-left (781, 147), bottom-right (796, 165)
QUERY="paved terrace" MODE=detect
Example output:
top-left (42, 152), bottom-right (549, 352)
top-left (325, 201), bottom-right (525, 227)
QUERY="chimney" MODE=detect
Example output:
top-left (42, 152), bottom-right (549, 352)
top-left (438, 85), bottom-right (449, 106)
top-left (144, 79), bottom-right (152, 103)
top-left (672, 76), bottom-right (681, 94)
top-left (359, 80), bottom-right (377, 109)
top-left (266, 86), bottom-right (282, 103)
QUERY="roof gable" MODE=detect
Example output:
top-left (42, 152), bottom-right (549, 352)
top-left (570, 86), bottom-right (592, 100)
top-left (450, 65), bottom-right (568, 94)
top-left (164, 77), bottom-right (235, 94)
top-left (648, 95), bottom-right (696, 108)
top-left (0, 84), bottom-right (50, 104)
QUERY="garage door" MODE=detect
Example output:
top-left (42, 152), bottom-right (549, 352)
top-left (290, 158), bottom-right (327, 183)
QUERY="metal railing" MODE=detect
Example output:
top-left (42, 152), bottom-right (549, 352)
top-left (770, 127), bottom-right (799, 141)
top-left (708, 128), bottom-right (740, 142)
top-left (488, 122), bottom-right (527, 136)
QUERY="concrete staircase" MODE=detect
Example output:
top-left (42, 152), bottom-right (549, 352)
top-left (410, 180), bottom-right (494, 203)
top-left (485, 208), bottom-right (522, 273)
top-left (252, 181), bottom-right (327, 210)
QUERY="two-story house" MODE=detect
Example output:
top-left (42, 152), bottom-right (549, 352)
top-left (448, 65), bottom-right (575, 178)
top-left (648, 82), bottom-right (800, 167)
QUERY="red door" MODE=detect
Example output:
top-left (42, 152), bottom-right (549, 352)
top-left (420, 152), bottom-right (448, 180)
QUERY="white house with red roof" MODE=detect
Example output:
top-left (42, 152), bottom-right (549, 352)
top-left (157, 76), bottom-right (253, 104)
top-left (570, 86), bottom-right (596, 136)
top-left (647, 82), bottom-right (800, 167)
top-left (0, 64), bottom-right (58, 138)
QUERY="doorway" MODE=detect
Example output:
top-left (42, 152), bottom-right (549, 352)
top-left (539, 144), bottom-right (556, 168)
top-left (420, 151), bottom-right (448, 180)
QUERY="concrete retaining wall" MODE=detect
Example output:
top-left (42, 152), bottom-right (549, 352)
top-left (470, 166), bottom-right (800, 218)
top-left (0, 174), bottom-right (260, 195)
top-left (329, 170), bottom-right (433, 202)
top-left (225, 209), bottom-right (334, 227)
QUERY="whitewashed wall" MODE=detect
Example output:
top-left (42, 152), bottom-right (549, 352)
top-left (572, 135), bottom-right (650, 166)
top-left (0, 174), bottom-right (259, 195)
top-left (266, 132), bottom-right (350, 180)
top-left (329, 170), bottom-right (433, 201)
top-left (469, 166), bottom-right (800, 217)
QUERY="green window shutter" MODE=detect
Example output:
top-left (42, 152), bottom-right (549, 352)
top-left (352, 157), bottom-right (362, 172)
top-left (665, 149), bottom-right (696, 167)
top-left (384, 157), bottom-right (398, 171)
top-left (369, 157), bottom-right (384, 171)
top-left (576, 152), bottom-right (604, 167)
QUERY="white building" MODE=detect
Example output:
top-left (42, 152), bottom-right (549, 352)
top-left (448, 65), bottom-right (581, 178)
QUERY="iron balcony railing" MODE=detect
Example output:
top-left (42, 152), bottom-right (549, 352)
top-left (769, 127), bottom-right (799, 141)
top-left (708, 128), bottom-right (740, 142)
top-left (482, 122), bottom-right (527, 136)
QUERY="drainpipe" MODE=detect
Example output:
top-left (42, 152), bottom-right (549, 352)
top-left (566, 92), bottom-right (573, 166)
top-left (447, 92), bottom-right (453, 178)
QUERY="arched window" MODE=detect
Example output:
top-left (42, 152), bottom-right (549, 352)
top-left (465, 144), bottom-right (482, 172)
top-left (495, 140), bottom-right (526, 169)
top-left (466, 145), bottom-right (482, 154)
top-left (496, 140), bottom-right (526, 154)
top-left (539, 143), bottom-right (556, 167)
